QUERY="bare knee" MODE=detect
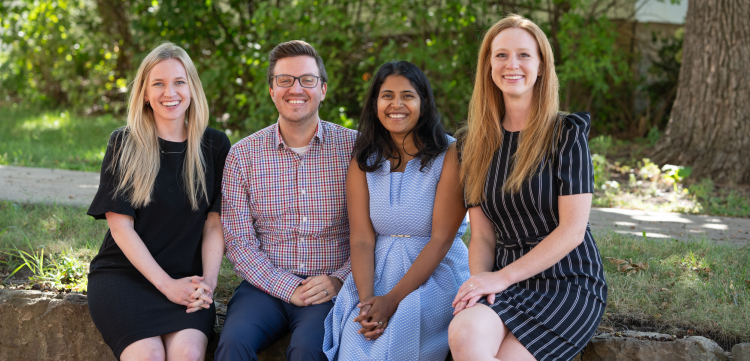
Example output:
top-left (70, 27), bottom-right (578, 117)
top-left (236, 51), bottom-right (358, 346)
top-left (448, 311), bottom-right (473, 347)
top-left (169, 343), bottom-right (205, 361)
top-left (121, 341), bottom-right (165, 361)
top-left (449, 305), bottom-right (505, 361)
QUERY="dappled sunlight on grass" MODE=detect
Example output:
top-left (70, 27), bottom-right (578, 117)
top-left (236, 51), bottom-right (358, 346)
top-left (596, 231), bottom-right (749, 347)
top-left (19, 112), bottom-right (71, 131)
top-left (0, 107), bottom-right (123, 172)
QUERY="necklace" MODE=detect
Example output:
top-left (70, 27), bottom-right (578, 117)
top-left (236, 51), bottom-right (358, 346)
top-left (161, 145), bottom-right (186, 154)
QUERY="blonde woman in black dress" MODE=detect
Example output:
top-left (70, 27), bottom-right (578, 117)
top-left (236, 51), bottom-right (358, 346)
top-left (87, 43), bottom-right (230, 360)
top-left (448, 15), bottom-right (607, 361)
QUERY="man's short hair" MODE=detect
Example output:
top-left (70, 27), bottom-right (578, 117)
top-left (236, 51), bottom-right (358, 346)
top-left (267, 40), bottom-right (328, 87)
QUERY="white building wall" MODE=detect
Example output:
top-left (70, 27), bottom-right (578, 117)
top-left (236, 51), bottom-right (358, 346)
top-left (636, 0), bottom-right (689, 24)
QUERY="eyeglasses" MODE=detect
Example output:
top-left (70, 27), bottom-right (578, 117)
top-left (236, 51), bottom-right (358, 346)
top-left (273, 74), bottom-right (321, 88)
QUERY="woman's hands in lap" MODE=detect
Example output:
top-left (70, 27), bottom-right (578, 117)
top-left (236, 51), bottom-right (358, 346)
top-left (159, 275), bottom-right (214, 313)
top-left (452, 271), bottom-right (510, 315)
top-left (353, 294), bottom-right (399, 341)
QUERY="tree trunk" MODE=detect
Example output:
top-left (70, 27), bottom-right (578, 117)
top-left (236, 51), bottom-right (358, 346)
top-left (653, 0), bottom-right (750, 185)
top-left (96, 0), bottom-right (133, 79)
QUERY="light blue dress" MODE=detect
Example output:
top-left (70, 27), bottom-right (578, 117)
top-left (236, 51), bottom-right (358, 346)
top-left (323, 140), bottom-right (470, 361)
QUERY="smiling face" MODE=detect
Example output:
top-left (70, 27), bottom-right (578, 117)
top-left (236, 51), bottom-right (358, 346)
top-left (269, 55), bottom-right (327, 125)
top-left (145, 58), bottom-right (192, 124)
top-left (490, 27), bottom-right (542, 101)
top-left (376, 75), bottom-right (421, 137)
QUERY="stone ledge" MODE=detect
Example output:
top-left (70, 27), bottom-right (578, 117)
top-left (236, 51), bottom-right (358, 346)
top-left (3, 290), bottom-right (744, 361)
top-left (580, 331), bottom-right (730, 361)
top-left (0, 289), bottom-right (113, 361)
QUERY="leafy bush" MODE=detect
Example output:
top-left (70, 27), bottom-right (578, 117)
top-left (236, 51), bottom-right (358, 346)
top-left (1, 0), bottom-right (638, 135)
top-left (589, 134), bottom-right (613, 157)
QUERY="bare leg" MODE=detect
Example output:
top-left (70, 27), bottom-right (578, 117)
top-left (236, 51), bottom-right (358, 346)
top-left (120, 336), bottom-right (165, 361)
top-left (449, 304), bottom-right (506, 361)
top-left (162, 328), bottom-right (209, 361)
top-left (496, 329), bottom-right (537, 360)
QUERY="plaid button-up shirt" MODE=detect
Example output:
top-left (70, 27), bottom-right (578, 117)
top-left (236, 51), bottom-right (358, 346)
top-left (221, 120), bottom-right (357, 302)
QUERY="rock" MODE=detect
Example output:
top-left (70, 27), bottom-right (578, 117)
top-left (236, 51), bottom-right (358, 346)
top-left (0, 289), bottom-right (114, 361)
top-left (733, 343), bottom-right (750, 361)
top-left (581, 331), bottom-right (729, 361)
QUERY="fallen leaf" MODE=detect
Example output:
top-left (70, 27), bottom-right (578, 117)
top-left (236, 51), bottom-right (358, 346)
top-left (606, 257), bottom-right (648, 274)
top-left (745, 280), bottom-right (750, 287)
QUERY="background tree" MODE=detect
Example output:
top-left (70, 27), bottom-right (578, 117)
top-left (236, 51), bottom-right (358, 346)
top-left (654, 0), bottom-right (750, 185)
top-left (0, 0), bottom-right (669, 137)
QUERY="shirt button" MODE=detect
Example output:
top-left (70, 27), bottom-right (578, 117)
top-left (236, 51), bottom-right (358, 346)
top-left (300, 238), bottom-right (305, 242)
top-left (300, 189), bottom-right (306, 195)
top-left (300, 263), bottom-right (305, 269)
top-left (302, 216), bottom-right (308, 222)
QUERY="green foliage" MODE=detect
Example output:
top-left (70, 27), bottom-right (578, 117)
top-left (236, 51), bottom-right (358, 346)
top-left (592, 153), bottom-right (609, 189)
top-left (688, 179), bottom-right (750, 218)
top-left (688, 178), bottom-right (715, 203)
top-left (661, 164), bottom-right (691, 192)
top-left (0, 202), bottom-right (102, 291)
top-left (637, 158), bottom-right (661, 181)
top-left (1, 226), bottom-right (88, 291)
top-left (1, 0), bottom-right (643, 135)
top-left (646, 126), bottom-right (662, 147)
top-left (589, 134), bottom-right (613, 157)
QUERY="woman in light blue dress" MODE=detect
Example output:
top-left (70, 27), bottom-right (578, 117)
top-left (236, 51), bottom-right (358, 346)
top-left (323, 61), bottom-right (470, 360)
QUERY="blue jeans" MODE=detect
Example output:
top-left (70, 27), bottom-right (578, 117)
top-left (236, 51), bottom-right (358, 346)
top-left (215, 281), bottom-right (333, 361)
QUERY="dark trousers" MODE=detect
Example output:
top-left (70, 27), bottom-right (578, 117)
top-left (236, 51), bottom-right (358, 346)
top-left (215, 281), bottom-right (333, 361)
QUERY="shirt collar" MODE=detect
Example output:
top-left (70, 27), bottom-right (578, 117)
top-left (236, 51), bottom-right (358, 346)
top-left (274, 119), bottom-right (325, 149)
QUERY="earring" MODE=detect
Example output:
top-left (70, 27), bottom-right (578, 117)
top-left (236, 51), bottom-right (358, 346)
top-left (146, 100), bottom-right (150, 105)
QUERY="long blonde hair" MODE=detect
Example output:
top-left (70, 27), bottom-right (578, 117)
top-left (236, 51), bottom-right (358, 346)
top-left (110, 42), bottom-right (209, 210)
top-left (460, 14), bottom-right (561, 204)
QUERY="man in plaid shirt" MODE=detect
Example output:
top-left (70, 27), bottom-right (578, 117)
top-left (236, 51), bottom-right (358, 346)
top-left (216, 41), bottom-right (356, 361)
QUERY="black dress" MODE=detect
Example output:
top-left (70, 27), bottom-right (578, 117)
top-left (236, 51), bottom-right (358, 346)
top-left (477, 112), bottom-right (607, 361)
top-left (86, 127), bottom-right (230, 360)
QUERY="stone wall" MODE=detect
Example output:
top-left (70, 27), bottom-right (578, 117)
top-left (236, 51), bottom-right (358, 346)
top-left (2, 290), bottom-right (747, 361)
top-left (0, 289), bottom-right (113, 361)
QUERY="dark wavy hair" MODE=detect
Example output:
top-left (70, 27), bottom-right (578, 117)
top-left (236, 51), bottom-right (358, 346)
top-left (353, 61), bottom-right (449, 172)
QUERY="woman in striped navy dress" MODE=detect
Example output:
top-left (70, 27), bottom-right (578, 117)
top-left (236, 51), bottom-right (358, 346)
top-left (448, 14), bottom-right (607, 361)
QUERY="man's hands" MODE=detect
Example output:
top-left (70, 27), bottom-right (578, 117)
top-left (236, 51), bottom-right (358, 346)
top-left (290, 275), bottom-right (343, 306)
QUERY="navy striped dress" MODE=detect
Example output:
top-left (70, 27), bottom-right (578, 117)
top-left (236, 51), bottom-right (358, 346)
top-left (476, 112), bottom-right (607, 361)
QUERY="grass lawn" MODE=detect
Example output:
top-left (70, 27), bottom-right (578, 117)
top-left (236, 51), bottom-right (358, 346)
top-left (1, 201), bottom-right (748, 349)
top-left (595, 231), bottom-right (749, 349)
top-left (0, 106), bottom-right (248, 172)
top-left (0, 107), bottom-right (126, 172)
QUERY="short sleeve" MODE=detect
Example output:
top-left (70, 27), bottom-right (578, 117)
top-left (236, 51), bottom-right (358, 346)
top-left (208, 131), bottom-right (231, 214)
top-left (555, 112), bottom-right (595, 195)
top-left (87, 130), bottom-right (137, 220)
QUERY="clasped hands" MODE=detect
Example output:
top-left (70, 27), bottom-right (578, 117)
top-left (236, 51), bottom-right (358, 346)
top-left (353, 294), bottom-right (399, 341)
top-left (160, 275), bottom-right (215, 313)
